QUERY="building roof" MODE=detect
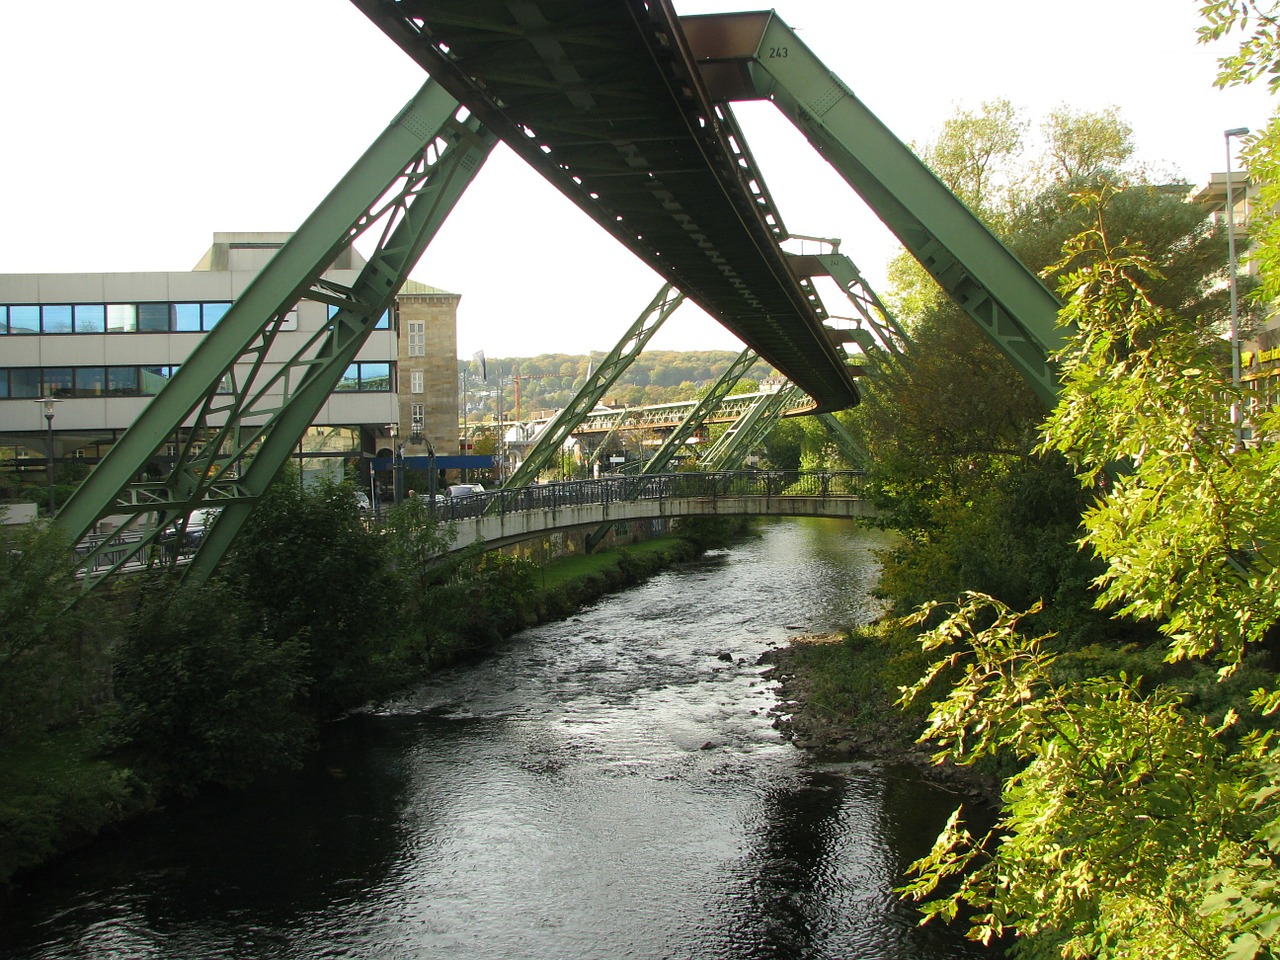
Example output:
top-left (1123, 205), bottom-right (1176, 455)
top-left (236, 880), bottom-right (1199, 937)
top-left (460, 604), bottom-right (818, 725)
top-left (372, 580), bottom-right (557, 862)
top-left (1190, 172), bottom-right (1252, 212)
top-left (399, 279), bottom-right (458, 298)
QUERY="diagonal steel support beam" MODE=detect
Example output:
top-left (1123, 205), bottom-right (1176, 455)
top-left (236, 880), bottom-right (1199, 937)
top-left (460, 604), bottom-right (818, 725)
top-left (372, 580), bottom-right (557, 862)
top-left (57, 79), bottom-right (496, 591)
top-left (684, 11), bottom-right (1065, 407)
top-left (584, 346), bottom-right (761, 552)
top-left (700, 383), bottom-right (804, 472)
top-left (817, 412), bottom-right (871, 469)
top-left (498, 283), bottom-right (684, 493)
top-left (788, 251), bottom-right (911, 357)
top-left (633, 347), bottom-right (761, 476)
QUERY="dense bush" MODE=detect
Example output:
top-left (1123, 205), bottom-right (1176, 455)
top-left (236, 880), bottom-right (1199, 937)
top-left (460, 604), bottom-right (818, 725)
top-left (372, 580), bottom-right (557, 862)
top-left (0, 524), bottom-right (112, 745)
top-left (224, 475), bottom-right (401, 715)
top-left (112, 577), bottom-right (312, 795)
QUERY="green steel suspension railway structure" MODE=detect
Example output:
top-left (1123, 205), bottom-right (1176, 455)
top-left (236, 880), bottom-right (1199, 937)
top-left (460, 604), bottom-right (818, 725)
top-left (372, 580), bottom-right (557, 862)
top-left (54, 1), bottom-right (1064, 590)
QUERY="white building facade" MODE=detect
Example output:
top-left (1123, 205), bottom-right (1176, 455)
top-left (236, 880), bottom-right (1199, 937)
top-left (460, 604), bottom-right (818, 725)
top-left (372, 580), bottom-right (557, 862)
top-left (0, 233), bottom-right (406, 491)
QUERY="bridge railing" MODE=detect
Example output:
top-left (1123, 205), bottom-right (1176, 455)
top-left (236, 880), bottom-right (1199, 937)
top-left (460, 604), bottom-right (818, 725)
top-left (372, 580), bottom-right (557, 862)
top-left (420, 469), bottom-right (865, 523)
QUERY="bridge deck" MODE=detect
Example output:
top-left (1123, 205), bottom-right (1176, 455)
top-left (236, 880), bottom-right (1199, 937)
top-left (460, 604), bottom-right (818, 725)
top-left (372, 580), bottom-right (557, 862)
top-left (429, 469), bottom-right (870, 551)
top-left (350, 0), bottom-right (859, 413)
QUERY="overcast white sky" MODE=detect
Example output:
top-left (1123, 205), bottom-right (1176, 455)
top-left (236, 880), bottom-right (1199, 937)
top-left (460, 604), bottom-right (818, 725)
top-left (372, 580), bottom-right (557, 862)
top-left (0, 1), bottom-right (1273, 358)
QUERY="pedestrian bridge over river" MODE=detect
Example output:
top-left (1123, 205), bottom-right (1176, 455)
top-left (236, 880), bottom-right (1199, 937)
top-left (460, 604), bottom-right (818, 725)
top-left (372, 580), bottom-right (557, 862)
top-left (424, 470), bottom-right (873, 553)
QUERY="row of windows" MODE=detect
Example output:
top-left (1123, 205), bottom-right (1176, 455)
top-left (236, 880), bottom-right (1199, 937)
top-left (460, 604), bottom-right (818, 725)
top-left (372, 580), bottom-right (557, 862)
top-left (1, 302), bottom-right (232, 335)
top-left (2, 365), bottom-right (182, 399)
top-left (335, 362), bottom-right (392, 392)
top-left (1, 302), bottom-right (393, 335)
top-left (327, 305), bottom-right (392, 330)
top-left (1, 362), bottom-right (395, 400)
top-left (1247, 371), bottom-right (1280, 414)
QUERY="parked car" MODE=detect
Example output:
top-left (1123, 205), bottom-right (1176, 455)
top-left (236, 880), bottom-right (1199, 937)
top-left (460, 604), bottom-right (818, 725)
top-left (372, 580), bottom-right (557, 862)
top-left (354, 490), bottom-right (372, 513)
top-left (446, 483), bottom-right (486, 499)
top-left (158, 507), bottom-right (220, 555)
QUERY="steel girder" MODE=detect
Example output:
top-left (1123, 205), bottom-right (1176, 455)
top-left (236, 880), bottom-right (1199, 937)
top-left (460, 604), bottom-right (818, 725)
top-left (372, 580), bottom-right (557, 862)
top-left (567, 387), bottom-right (784, 435)
top-left (350, 0), bottom-right (860, 413)
top-left (498, 284), bottom-right (684, 492)
top-left (817, 413), bottom-right (871, 470)
top-left (700, 383), bottom-right (803, 472)
top-left (583, 346), bottom-right (761, 551)
top-left (56, 79), bottom-right (496, 590)
top-left (788, 251), bottom-right (910, 358)
top-left (683, 12), bottom-right (1066, 407)
top-left (631, 347), bottom-right (761, 475)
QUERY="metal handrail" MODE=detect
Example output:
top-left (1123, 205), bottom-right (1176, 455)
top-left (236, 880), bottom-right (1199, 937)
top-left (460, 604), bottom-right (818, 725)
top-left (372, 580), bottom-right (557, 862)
top-left (75, 469), bottom-right (866, 578)
top-left (406, 469), bottom-right (865, 523)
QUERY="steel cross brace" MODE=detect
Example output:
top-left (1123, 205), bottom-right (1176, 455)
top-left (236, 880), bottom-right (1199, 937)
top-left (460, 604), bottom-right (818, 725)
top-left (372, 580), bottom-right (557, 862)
top-left (57, 79), bottom-right (496, 590)
top-left (583, 346), bottom-right (760, 552)
top-left (816, 412), bottom-right (871, 470)
top-left (788, 252), bottom-right (910, 357)
top-left (683, 12), bottom-right (1065, 407)
top-left (700, 382), bottom-right (804, 472)
top-left (631, 347), bottom-right (761, 476)
top-left (497, 283), bottom-right (684, 493)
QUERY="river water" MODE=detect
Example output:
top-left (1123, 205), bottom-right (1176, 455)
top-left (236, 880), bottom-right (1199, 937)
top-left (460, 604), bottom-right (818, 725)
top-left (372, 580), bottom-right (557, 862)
top-left (2, 518), bottom-right (994, 959)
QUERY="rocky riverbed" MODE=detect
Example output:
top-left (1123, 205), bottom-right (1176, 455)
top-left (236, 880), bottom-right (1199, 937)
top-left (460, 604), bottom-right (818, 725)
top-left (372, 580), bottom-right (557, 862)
top-left (761, 632), bottom-right (1000, 807)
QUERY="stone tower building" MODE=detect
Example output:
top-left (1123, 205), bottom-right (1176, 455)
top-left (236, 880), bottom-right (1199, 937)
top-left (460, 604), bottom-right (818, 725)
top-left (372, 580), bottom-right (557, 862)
top-left (396, 280), bottom-right (461, 457)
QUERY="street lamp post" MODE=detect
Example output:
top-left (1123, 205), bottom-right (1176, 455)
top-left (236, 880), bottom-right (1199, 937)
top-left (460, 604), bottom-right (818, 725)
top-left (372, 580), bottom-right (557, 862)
top-left (386, 423), bottom-right (403, 505)
top-left (425, 439), bottom-right (438, 514)
top-left (33, 396), bottom-right (63, 517)
top-left (461, 369), bottom-right (469, 483)
top-left (1226, 126), bottom-right (1250, 450)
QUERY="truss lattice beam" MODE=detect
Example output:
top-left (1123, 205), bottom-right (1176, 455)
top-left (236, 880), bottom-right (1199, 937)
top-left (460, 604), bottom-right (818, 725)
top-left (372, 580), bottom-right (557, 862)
top-left (631, 347), bottom-right (761, 475)
top-left (57, 79), bottom-right (496, 590)
top-left (788, 252), bottom-right (910, 358)
top-left (817, 412), bottom-right (871, 470)
top-left (684, 11), bottom-right (1065, 406)
top-left (700, 383), bottom-right (804, 472)
top-left (499, 283), bottom-right (684, 491)
top-left (350, 0), bottom-right (861, 412)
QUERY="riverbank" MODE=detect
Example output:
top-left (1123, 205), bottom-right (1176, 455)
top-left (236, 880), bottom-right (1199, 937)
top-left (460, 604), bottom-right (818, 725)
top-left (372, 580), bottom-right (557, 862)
top-left (2, 518), bottom-right (1003, 960)
top-left (761, 630), bottom-right (1001, 806)
top-left (0, 525), bottom-right (738, 887)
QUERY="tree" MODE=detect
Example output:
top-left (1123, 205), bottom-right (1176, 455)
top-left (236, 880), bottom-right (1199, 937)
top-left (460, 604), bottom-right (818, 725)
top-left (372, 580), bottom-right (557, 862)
top-left (856, 99), bottom-right (1236, 624)
top-left (759, 415), bottom-right (804, 470)
top-left (898, 187), bottom-right (1280, 959)
top-left (381, 496), bottom-right (455, 604)
top-left (918, 98), bottom-right (1027, 219)
top-left (113, 577), bottom-right (311, 794)
top-left (878, 23), bottom-right (1280, 948)
top-left (224, 473), bottom-right (401, 715)
top-left (1041, 105), bottom-right (1134, 180)
top-left (0, 524), bottom-right (110, 744)
top-left (1200, 1), bottom-right (1280, 310)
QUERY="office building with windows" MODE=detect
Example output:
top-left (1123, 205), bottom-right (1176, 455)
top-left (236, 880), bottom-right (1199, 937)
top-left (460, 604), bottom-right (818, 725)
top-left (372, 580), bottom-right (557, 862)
top-left (0, 233), bottom-right (460, 494)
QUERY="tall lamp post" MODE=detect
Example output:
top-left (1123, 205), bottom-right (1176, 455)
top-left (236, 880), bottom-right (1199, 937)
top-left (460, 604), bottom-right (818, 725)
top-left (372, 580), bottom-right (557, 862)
top-left (32, 396), bottom-right (63, 517)
top-left (425, 439), bottom-right (438, 513)
top-left (386, 423), bottom-right (403, 505)
top-left (1225, 126), bottom-right (1250, 450)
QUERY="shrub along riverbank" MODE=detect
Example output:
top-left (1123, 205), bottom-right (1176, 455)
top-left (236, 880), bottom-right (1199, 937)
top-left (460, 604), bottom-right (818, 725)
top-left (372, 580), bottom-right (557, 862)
top-left (0, 477), bottom-right (752, 887)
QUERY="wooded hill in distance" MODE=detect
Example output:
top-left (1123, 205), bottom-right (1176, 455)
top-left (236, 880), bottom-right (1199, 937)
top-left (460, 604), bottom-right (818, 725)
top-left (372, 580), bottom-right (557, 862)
top-left (457, 350), bottom-right (782, 420)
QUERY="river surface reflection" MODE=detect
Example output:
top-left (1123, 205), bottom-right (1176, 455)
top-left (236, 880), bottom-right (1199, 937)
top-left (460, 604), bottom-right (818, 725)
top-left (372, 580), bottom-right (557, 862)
top-left (2, 518), bottom-right (994, 959)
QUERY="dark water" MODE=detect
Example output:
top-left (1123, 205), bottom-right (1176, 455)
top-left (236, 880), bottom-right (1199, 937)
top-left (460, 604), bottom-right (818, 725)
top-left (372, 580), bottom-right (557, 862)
top-left (1, 519), bottom-right (993, 959)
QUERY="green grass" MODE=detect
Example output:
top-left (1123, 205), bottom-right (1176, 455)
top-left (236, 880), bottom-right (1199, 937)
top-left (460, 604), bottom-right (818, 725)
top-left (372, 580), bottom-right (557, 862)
top-left (538, 536), bottom-right (692, 591)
